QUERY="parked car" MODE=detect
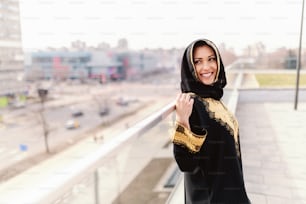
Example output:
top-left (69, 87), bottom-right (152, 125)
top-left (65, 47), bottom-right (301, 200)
top-left (65, 119), bottom-right (80, 129)
top-left (12, 102), bottom-right (26, 109)
top-left (99, 106), bottom-right (110, 116)
top-left (70, 106), bottom-right (84, 117)
top-left (71, 110), bottom-right (83, 117)
top-left (116, 97), bottom-right (128, 106)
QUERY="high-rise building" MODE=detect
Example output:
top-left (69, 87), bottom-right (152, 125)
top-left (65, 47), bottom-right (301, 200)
top-left (0, 0), bottom-right (25, 106)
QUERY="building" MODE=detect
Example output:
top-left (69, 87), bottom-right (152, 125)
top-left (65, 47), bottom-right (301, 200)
top-left (27, 50), bottom-right (124, 82)
top-left (25, 47), bottom-right (181, 83)
top-left (86, 50), bottom-right (122, 83)
top-left (0, 0), bottom-right (25, 107)
top-left (28, 51), bottom-right (91, 80)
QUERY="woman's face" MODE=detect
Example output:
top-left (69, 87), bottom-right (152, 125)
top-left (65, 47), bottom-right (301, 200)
top-left (193, 45), bottom-right (218, 85)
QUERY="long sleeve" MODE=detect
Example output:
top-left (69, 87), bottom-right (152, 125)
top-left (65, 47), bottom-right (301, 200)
top-left (172, 122), bottom-right (207, 172)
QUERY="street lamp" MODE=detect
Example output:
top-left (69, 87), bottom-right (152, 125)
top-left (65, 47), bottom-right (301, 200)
top-left (294, 0), bottom-right (305, 110)
top-left (38, 89), bottom-right (48, 102)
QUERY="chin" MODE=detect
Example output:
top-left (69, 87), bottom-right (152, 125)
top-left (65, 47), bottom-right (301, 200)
top-left (201, 79), bottom-right (214, 85)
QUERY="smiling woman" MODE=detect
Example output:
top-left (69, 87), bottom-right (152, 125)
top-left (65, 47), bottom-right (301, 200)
top-left (172, 39), bottom-right (251, 204)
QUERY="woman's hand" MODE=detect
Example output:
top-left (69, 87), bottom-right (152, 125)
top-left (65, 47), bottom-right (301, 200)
top-left (175, 93), bottom-right (194, 130)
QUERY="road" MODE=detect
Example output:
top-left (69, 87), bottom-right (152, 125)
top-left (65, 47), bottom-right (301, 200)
top-left (0, 70), bottom-right (181, 175)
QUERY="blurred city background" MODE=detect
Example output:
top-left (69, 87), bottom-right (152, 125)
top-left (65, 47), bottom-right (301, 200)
top-left (0, 0), bottom-right (306, 204)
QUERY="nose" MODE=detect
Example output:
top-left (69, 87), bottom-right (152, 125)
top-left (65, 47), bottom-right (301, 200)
top-left (200, 61), bottom-right (210, 70)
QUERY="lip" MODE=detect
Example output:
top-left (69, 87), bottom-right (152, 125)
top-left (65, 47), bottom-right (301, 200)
top-left (200, 72), bottom-right (213, 78)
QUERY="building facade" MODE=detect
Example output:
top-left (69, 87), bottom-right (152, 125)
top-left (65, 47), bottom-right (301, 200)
top-left (28, 51), bottom-right (91, 80)
top-left (0, 0), bottom-right (25, 107)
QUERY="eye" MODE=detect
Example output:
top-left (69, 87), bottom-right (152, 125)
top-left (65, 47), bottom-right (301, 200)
top-left (208, 57), bottom-right (216, 62)
top-left (194, 59), bottom-right (201, 65)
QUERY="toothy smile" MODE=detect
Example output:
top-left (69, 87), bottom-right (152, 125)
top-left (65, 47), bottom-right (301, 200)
top-left (200, 72), bottom-right (213, 78)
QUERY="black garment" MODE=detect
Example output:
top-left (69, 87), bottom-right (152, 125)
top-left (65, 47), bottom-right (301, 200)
top-left (173, 39), bottom-right (251, 204)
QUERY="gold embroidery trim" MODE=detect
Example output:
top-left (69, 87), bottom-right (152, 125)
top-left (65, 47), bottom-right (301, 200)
top-left (201, 98), bottom-right (240, 156)
top-left (172, 122), bottom-right (207, 153)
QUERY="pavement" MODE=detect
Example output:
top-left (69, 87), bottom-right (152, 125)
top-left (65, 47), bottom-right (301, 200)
top-left (237, 70), bottom-right (306, 204)
top-left (237, 101), bottom-right (306, 204)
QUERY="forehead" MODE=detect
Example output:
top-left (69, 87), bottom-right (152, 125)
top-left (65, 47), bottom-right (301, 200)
top-left (193, 45), bottom-right (215, 57)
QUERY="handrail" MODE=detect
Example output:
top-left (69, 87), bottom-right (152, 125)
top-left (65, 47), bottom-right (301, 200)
top-left (0, 101), bottom-right (176, 204)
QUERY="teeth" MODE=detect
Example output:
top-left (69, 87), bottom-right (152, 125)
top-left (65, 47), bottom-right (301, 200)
top-left (201, 73), bottom-right (212, 78)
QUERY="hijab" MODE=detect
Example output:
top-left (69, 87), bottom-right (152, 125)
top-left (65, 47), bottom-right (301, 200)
top-left (180, 39), bottom-right (227, 100)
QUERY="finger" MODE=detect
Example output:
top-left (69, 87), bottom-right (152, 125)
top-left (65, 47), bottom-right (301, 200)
top-left (189, 98), bottom-right (194, 106)
top-left (179, 93), bottom-right (185, 103)
top-left (180, 93), bottom-right (186, 102)
top-left (182, 93), bottom-right (189, 102)
top-left (176, 93), bottom-right (184, 107)
top-left (186, 94), bottom-right (191, 102)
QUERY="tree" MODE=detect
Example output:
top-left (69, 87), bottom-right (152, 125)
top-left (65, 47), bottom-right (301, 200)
top-left (37, 89), bottom-right (51, 153)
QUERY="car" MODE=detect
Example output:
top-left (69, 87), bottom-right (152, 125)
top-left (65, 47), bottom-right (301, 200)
top-left (99, 106), bottom-right (110, 116)
top-left (13, 102), bottom-right (26, 109)
top-left (71, 110), bottom-right (83, 117)
top-left (116, 97), bottom-right (128, 106)
top-left (65, 119), bottom-right (80, 129)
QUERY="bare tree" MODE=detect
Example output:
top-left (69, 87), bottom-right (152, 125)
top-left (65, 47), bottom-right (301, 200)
top-left (37, 89), bottom-right (51, 153)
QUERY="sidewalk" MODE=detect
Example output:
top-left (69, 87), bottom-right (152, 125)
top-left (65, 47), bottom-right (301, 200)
top-left (237, 101), bottom-right (306, 204)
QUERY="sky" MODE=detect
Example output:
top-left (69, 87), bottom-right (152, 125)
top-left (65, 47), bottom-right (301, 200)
top-left (19, 0), bottom-right (304, 53)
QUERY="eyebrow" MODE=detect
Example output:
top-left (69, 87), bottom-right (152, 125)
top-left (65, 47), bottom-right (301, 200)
top-left (193, 55), bottom-right (215, 59)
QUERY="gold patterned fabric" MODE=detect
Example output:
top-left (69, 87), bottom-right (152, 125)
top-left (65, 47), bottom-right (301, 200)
top-left (172, 122), bottom-right (207, 153)
top-left (200, 97), bottom-right (240, 156)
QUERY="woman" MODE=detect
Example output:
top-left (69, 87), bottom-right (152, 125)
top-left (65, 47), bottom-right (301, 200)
top-left (172, 39), bottom-right (251, 204)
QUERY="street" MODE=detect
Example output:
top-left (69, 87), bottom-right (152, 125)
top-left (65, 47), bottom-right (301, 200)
top-left (0, 70), bottom-right (181, 178)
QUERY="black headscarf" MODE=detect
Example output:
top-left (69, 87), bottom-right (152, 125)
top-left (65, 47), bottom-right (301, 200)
top-left (180, 39), bottom-right (227, 100)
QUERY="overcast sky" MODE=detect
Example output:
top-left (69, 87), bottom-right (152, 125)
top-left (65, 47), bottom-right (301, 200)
top-left (19, 0), bottom-right (304, 53)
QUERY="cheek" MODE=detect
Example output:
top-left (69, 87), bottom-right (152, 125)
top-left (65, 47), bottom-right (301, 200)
top-left (195, 66), bottom-right (201, 74)
top-left (212, 63), bottom-right (218, 73)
